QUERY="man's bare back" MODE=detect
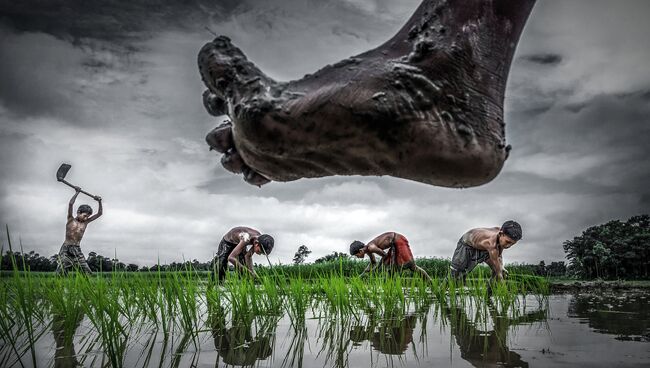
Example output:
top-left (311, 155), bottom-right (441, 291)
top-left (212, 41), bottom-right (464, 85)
top-left (350, 232), bottom-right (432, 282)
top-left (462, 227), bottom-right (502, 254)
top-left (451, 221), bottom-right (522, 281)
top-left (223, 226), bottom-right (260, 246)
top-left (367, 232), bottom-right (396, 251)
top-left (213, 226), bottom-right (275, 282)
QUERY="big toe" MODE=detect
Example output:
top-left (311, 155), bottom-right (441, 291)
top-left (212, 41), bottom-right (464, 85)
top-left (206, 122), bottom-right (234, 154)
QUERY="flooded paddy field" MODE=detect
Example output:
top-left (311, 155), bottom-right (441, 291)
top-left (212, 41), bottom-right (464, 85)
top-left (1, 273), bottom-right (648, 367)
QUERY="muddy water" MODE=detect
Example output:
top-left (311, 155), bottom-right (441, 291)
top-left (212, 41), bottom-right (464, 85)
top-left (37, 292), bottom-right (650, 368)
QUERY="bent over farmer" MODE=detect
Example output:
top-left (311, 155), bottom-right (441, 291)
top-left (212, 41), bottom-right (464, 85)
top-left (350, 232), bottom-right (431, 282)
top-left (450, 220), bottom-right (522, 281)
top-left (213, 226), bottom-right (274, 283)
top-left (56, 187), bottom-right (102, 274)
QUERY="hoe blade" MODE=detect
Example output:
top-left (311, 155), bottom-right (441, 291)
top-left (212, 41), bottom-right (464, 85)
top-left (56, 163), bottom-right (71, 181)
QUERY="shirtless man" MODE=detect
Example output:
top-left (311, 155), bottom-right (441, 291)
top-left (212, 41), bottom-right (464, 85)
top-left (450, 221), bottom-right (522, 281)
top-left (213, 226), bottom-right (274, 283)
top-left (349, 232), bottom-right (431, 282)
top-left (56, 187), bottom-right (103, 274)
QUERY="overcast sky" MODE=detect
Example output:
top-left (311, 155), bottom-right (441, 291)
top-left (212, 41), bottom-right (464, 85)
top-left (0, 0), bottom-right (648, 266)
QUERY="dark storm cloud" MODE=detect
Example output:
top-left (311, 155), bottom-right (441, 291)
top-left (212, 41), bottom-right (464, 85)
top-left (519, 53), bottom-right (563, 66)
top-left (511, 89), bottom-right (650, 157)
top-left (0, 0), bottom-right (239, 43)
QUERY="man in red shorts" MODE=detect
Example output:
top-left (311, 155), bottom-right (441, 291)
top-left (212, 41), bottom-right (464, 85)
top-left (350, 232), bottom-right (431, 281)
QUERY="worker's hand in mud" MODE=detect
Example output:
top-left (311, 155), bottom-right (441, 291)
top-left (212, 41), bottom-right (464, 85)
top-left (199, 1), bottom-right (536, 187)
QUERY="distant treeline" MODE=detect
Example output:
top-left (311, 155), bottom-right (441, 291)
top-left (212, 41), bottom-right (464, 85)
top-left (0, 249), bottom-right (563, 278)
top-left (563, 215), bottom-right (649, 279)
top-left (255, 258), bottom-right (567, 279)
top-left (1, 214), bottom-right (647, 279)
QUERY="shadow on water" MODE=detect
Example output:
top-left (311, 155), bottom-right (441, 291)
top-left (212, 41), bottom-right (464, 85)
top-left (568, 292), bottom-right (650, 342)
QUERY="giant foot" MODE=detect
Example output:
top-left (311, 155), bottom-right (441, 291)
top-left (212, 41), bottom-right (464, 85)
top-left (198, 0), bottom-right (536, 187)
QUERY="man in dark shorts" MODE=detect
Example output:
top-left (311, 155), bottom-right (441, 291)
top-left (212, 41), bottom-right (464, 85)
top-left (56, 187), bottom-right (103, 274)
top-left (213, 226), bottom-right (274, 283)
top-left (350, 232), bottom-right (431, 282)
top-left (450, 220), bottom-right (522, 281)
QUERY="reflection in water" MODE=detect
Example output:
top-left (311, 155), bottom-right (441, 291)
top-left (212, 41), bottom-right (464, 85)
top-left (281, 325), bottom-right (307, 368)
top-left (209, 302), bottom-right (276, 367)
top-left (443, 300), bottom-right (548, 368)
top-left (350, 315), bottom-right (417, 355)
top-left (40, 290), bottom-right (650, 368)
top-left (568, 292), bottom-right (650, 342)
top-left (350, 301), bottom-right (432, 356)
top-left (51, 308), bottom-right (84, 368)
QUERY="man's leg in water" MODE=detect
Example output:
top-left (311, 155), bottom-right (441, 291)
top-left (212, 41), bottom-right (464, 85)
top-left (407, 262), bottom-right (432, 282)
top-left (74, 247), bottom-right (93, 275)
top-left (215, 256), bottom-right (228, 284)
top-left (450, 239), bottom-right (469, 282)
top-left (56, 244), bottom-right (74, 275)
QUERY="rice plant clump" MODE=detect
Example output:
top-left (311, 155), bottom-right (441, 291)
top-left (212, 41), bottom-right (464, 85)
top-left (0, 252), bottom-right (549, 368)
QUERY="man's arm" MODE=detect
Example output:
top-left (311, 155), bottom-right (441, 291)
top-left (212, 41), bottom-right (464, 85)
top-left (67, 188), bottom-right (81, 220)
top-left (360, 252), bottom-right (377, 277)
top-left (366, 243), bottom-right (387, 259)
top-left (359, 243), bottom-right (389, 276)
top-left (499, 255), bottom-right (508, 278)
top-left (484, 256), bottom-right (499, 278)
top-left (488, 248), bottom-right (503, 281)
top-left (228, 240), bottom-right (255, 277)
top-left (87, 197), bottom-right (103, 223)
top-left (244, 250), bottom-right (258, 278)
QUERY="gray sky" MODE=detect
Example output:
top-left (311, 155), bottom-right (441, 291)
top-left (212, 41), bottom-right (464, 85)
top-left (0, 0), bottom-right (648, 266)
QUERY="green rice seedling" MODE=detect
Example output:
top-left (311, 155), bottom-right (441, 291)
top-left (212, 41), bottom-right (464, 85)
top-left (130, 276), bottom-right (162, 331)
top-left (284, 277), bottom-right (310, 328)
top-left (2, 228), bottom-right (50, 368)
top-left (0, 250), bottom-right (555, 368)
top-left (223, 273), bottom-right (256, 324)
top-left (44, 275), bottom-right (85, 348)
top-left (407, 274), bottom-right (429, 308)
top-left (348, 276), bottom-right (375, 317)
top-left (377, 273), bottom-right (407, 319)
top-left (0, 279), bottom-right (27, 368)
top-left (258, 275), bottom-right (284, 315)
top-left (318, 273), bottom-right (356, 319)
top-left (82, 276), bottom-right (130, 368)
top-left (112, 276), bottom-right (145, 327)
top-left (169, 268), bottom-right (200, 340)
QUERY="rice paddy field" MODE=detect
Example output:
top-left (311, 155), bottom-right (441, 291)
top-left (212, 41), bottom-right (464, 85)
top-left (1, 261), bottom-right (649, 367)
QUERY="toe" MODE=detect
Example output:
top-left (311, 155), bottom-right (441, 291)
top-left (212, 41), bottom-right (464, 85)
top-left (203, 90), bottom-right (227, 116)
top-left (242, 167), bottom-right (271, 186)
top-left (220, 149), bottom-right (245, 174)
top-left (206, 122), bottom-right (234, 153)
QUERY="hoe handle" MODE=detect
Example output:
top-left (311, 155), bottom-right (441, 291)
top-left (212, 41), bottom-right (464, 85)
top-left (59, 179), bottom-right (98, 200)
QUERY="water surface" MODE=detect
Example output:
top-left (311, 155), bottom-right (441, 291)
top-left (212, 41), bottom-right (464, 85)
top-left (35, 291), bottom-right (650, 368)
